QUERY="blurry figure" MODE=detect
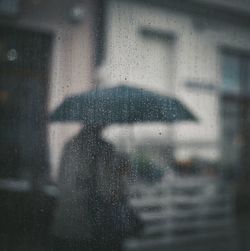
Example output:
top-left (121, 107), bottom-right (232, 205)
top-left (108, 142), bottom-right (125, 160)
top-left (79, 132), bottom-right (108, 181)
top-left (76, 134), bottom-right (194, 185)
top-left (52, 126), bottom-right (103, 251)
top-left (93, 150), bottom-right (143, 251)
top-left (52, 125), bottom-right (142, 251)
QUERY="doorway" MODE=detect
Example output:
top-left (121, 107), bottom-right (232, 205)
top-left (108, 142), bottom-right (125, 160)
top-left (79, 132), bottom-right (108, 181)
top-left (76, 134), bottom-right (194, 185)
top-left (0, 26), bottom-right (52, 180)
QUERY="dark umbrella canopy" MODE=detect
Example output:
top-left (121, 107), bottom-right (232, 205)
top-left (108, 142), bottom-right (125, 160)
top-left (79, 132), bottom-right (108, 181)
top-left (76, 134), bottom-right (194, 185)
top-left (50, 84), bottom-right (197, 126)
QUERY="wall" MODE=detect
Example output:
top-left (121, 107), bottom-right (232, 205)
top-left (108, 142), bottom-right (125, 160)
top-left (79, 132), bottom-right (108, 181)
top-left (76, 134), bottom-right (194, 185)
top-left (100, 0), bottom-right (250, 163)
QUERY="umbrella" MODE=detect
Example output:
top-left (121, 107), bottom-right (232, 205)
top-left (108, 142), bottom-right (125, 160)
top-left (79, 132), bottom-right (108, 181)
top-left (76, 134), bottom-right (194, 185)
top-left (50, 84), bottom-right (197, 125)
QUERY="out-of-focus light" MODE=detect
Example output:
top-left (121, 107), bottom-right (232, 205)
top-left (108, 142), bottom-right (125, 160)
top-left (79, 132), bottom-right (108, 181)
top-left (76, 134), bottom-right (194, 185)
top-left (69, 5), bottom-right (86, 24)
top-left (6, 48), bottom-right (18, 61)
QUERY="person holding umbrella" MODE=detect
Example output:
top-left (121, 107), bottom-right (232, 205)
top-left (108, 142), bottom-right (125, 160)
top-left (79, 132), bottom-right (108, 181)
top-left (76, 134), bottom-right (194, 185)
top-left (50, 83), bottom-right (197, 251)
top-left (52, 124), bottom-right (139, 251)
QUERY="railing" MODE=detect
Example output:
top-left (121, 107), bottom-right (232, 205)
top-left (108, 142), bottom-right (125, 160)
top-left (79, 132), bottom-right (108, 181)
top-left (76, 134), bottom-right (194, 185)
top-left (124, 174), bottom-right (239, 251)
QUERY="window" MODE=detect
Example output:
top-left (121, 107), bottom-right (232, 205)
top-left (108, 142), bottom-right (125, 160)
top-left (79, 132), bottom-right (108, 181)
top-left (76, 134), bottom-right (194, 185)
top-left (221, 50), bottom-right (250, 170)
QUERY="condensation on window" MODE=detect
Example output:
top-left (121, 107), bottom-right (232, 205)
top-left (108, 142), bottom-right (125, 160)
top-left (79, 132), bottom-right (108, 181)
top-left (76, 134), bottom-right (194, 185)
top-left (0, 1), bottom-right (250, 251)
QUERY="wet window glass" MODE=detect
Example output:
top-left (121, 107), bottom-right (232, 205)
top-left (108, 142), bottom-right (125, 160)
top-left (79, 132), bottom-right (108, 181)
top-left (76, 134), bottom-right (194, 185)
top-left (0, 1), bottom-right (250, 251)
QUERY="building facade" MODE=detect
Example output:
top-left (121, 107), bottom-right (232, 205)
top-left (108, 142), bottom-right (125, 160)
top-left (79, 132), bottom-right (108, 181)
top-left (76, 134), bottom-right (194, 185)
top-left (99, 0), bottom-right (250, 172)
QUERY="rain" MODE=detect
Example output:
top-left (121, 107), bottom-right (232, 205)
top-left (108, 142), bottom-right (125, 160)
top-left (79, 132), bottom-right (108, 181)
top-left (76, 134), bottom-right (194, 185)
top-left (0, 0), bottom-right (250, 251)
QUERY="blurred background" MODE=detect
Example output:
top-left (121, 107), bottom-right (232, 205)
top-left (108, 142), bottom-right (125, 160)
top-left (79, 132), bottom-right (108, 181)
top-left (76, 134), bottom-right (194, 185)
top-left (1, 0), bottom-right (250, 250)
